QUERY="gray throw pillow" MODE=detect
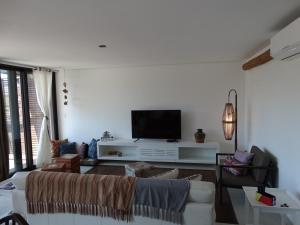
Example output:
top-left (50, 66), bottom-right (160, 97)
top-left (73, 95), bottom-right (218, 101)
top-left (251, 146), bottom-right (270, 183)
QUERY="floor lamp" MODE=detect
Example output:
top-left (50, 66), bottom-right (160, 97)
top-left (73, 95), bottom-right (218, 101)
top-left (222, 89), bottom-right (237, 152)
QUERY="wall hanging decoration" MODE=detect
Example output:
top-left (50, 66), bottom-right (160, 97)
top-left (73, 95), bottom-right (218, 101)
top-left (62, 73), bottom-right (68, 105)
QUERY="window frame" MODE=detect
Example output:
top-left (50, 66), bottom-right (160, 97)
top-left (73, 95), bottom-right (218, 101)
top-left (0, 64), bottom-right (59, 172)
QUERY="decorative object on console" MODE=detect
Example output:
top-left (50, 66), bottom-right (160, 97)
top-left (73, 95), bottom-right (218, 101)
top-left (107, 150), bottom-right (122, 157)
top-left (194, 129), bottom-right (206, 143)
top-left (50, 139), bottom-right (68, 157)
top-left (222, 89), bottom-right (238, 151)
top-left (88, 138), bottom-right (100, 159)
top-left (101, 131), bottom-right (115, 141)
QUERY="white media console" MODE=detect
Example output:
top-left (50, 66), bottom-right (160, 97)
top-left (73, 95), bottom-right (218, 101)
top-left (97, 139), bottom-right (219, 164)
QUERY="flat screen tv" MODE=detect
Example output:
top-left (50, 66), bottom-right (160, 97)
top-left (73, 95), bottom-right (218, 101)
top-left (131, 110), bottom-right (181, 140)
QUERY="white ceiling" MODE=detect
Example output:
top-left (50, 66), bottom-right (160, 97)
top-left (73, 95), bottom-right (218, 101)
top-left (0, 0), bottom-right (300, 69)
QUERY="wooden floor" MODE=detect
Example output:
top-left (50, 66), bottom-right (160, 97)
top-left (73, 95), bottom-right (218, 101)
top-left (87, 165), bottom-right (238, 224)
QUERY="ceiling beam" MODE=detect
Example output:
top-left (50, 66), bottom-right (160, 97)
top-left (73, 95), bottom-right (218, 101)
top-left (242, 49), bottom-right (273, 71)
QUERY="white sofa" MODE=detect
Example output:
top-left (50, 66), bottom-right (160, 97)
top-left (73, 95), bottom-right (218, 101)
top-left (11, 172), bottom-right (215, 225)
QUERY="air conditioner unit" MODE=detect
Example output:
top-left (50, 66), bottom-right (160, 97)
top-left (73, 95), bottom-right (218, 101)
top-left (271, 17), bottom-right (300, 61)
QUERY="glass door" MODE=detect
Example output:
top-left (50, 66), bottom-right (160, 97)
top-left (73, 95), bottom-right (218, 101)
top-left (1, 70), bottom-right (23, 171)
top-left (0, 69), bottom-right (41, 172)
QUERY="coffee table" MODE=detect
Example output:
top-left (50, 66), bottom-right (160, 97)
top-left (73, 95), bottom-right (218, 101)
top-left (41, 163), bottom-right (66, 172)
top-left (55, 154), bottom-right (80, 173)
top-left (243, 186), bottom-right (300, 225)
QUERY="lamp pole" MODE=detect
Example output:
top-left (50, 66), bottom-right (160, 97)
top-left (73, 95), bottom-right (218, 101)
top-left (228, 89), bottom-right (238, 151)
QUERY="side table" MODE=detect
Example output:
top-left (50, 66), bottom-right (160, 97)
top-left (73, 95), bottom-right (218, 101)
top-left (243, 186), bottom-right (300, 225)
top-left (55, 154), bottom-right (80, 173)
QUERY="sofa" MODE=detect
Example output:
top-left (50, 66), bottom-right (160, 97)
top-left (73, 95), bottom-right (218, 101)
top-left (11, 172), bottom-right (216, 225)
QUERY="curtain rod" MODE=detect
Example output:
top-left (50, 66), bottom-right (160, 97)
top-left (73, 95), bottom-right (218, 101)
top-left (0, 61), bottom-right (59, 72)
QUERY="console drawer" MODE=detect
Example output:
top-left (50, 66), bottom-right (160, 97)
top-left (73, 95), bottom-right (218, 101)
top-left (139, 147), bottom-right (178, 160)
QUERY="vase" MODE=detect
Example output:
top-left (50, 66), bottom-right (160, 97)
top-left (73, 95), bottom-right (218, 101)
top-left (194, 129), bottom-right (205, 143)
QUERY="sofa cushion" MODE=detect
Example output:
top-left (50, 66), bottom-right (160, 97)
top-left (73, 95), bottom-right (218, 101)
top-left (223, 157), bottom-right (248, 176)
top-left (11, 172), bottom-right (30, 190)
top-left (77, 142), bottom-right (89, 159)
top-left (60, 142), bottom-right (77, 155)
top-left (88, 139), bottom-right (99, 159)
top-left (188, 180), bottom-right (214, 203)
top-left (51, 139), bottom-right (68, 157)
top-left (250, 146), bottom-right (271, 183)
top-left (234, 150), bottom-right (254, 164)
top-left (185, 174), bottom-right (203, 181)
top-left (150, 168), bottom-right (179, 179)
top-left (217, 168), bottom-right (260, 187)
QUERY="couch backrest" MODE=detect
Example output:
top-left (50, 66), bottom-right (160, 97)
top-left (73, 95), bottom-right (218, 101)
top-left (250, 146), bottom-right (271, 184)
top-left (11, 172), bottom-right (215, 204)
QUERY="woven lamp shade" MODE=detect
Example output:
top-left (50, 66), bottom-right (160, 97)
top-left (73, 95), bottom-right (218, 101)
top-left (222, 103), bottom-right (236, 140)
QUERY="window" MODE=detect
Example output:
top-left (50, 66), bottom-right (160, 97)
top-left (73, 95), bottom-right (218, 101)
top-left (0, 68), bottom-right (43, 172)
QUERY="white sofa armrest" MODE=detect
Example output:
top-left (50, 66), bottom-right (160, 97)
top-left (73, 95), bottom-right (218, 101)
top-left (11, 172), bottom-right (30, 190)
top-left (12, 190), bottom-right (28, 220)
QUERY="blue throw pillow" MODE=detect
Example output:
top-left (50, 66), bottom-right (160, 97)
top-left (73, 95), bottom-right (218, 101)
top-left (59, 142), bottom-right (77, 155)
top-left (88, 138), bottom-right (99, 159)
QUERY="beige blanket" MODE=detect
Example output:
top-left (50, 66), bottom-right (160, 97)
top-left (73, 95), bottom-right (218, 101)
top-left (25, 171), bottom-right (137, 221)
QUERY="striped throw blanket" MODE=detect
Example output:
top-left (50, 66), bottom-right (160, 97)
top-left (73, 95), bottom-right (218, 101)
top-left (25, 171), bottom-right (137, 221)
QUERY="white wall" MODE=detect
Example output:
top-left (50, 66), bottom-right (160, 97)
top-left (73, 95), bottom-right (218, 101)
top-left (245, 57), bottom-right (300, 197)
top-left (56, 63), bottom-right (245, 153)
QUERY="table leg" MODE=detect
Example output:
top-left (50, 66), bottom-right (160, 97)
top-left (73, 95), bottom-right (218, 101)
top-left (253, 207), bottom-right (260, 225)
top-left (280, 214), bottom-right (285, 225)
top-left (293, 212), bottom-right (300, 225)
top-left (244, 196), bottom-right (250, 224)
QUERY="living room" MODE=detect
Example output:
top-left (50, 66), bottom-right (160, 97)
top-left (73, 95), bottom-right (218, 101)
top-left (0, 1), bottom-right (300, 225)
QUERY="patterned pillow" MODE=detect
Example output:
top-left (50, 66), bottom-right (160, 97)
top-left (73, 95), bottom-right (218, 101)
top-left (88, 138), bottom-right (99, 159)
top-left (77, 142), bottom-right (89, 159)
top-left (234, 150), bottom-right (254, 164)
top-left (223, 157), bottom-right (248, 176)
top-left (51, 139), bottom-right (68, 157)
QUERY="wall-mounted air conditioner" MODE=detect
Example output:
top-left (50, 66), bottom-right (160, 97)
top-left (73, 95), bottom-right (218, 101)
top-left (271, 17), bottom-right (300, 61)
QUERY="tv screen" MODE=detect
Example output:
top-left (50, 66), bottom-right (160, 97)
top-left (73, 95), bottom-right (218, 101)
top-left (131, 110), bottom-right (181, 139)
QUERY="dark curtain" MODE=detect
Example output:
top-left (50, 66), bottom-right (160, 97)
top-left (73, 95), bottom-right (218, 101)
top-left (0, 77), bottom-right (9, 181)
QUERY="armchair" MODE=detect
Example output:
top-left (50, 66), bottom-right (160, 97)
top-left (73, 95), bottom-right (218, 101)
top-left (0, 213), bottom-right (29, 225)
top-left (216, 146), bottom-right (273, 203)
